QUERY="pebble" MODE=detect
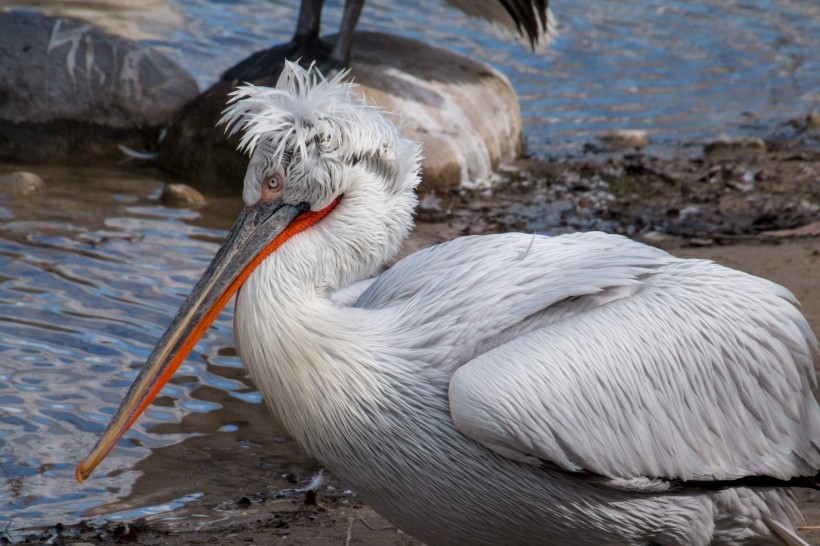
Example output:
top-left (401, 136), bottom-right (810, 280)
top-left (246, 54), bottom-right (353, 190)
top-left (596, 129), bottom-right (650, 150)
top-left (687, 238), bottom-right (715, 247)
top-left (806, 111), bottom-right (820, 131)
top-left (0, 171), bottom-right (45, 196)
top-left (703, 137), bottom-right (766, 155)
top-left (640, 231), bottom-right (679, 245)
top-left (160, 183), bottom-right (206, 207)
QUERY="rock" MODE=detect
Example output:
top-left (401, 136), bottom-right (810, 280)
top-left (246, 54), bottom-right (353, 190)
top-left (639, 231), bottom-right (680, 246)
top-left (596, 129), bottom-right (649, 150)
top-left (806, 111), bottom-right (820, 131)
top-left (703, 137), bottom-right (766, 156)
top-left (160, 183), bottom-right (206, 207)
top-left (0, 11), bottom-right (199, 163)
top-left (158, 32), bottom-right (522, 194)
top-left (0, 171), bottom-right (46, 196)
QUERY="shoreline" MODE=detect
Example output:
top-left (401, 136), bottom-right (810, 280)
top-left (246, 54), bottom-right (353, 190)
top-left (14, 145), bottom-right (820, 545)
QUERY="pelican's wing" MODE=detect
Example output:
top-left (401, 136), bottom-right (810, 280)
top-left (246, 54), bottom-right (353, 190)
top-left (446, 238), bottom-right (820, 485)
top-left (360, 232), bottom-right (679, 375)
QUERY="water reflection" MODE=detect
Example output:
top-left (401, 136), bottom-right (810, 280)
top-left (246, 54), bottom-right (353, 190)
top-left (0, 165), bottom-right (245, 532)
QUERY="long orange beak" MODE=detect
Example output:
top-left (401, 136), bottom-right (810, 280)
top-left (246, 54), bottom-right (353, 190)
top-left (76, 196), bottom-right (340, 483)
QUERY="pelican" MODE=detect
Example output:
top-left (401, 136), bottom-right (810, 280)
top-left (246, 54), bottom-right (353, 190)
top-left (77, 62), bottom-right (819, 545)
top-left (224, 0), bottom-right (552, 80)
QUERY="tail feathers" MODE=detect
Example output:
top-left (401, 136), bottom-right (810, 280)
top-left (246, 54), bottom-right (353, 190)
top-left (763, 515), bottom-right (810, 546)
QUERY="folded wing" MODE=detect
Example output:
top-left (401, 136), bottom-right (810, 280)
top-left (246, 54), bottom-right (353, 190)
top-left (448, 243), bottom-right (819, 486)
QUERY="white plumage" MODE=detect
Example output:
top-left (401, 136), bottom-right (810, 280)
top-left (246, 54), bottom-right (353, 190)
top-left (226, 63), bottom-right (820, 544)
top-left (79, 62), bottom-right (820, 545)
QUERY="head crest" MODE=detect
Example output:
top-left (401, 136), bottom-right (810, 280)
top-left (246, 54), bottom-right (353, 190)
top-left (219, 61), bottom-right (397, 166)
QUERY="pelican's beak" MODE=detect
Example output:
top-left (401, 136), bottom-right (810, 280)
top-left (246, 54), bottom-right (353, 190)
top-left (76, 196), bottom-right (340, 483)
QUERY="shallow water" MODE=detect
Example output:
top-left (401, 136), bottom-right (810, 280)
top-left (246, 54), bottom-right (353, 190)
top-left (155, 0), bottom-right (815, 156)
top-left (0, 165), bottom-right (246, 533)
top-left (4, 0), bottom-right (816, 154)
top-left (0, 0), bottom-right (819, 537)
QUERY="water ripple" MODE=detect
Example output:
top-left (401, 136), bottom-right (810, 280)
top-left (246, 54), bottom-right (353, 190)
top-left (0, 168), bottom-right (246, 532)
top-left (147, 0), bottom-right (820, 156)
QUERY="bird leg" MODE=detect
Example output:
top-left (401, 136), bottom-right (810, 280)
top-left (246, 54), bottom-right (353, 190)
top-left (223, 0), bottom-right (361, 83)
top-left (328, 0), bottom-right (364, 68)
top-left (293, 0), bottom-right (325, 42)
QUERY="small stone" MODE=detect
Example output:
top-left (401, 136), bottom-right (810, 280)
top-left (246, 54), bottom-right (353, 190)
top-left (0, 171), bottom-right (45, 196)
top-left (640, 231), bottom-right (677, 245)
top-left (596, 129), bottom-right (649, 150)
top-left (237, 496), bottom-right (252, 507)
top-left (687, 238), bottom-right (714, 247)
top-left (160, 183), bottom-right (206, 207)
top-left (703, 137), bottom-right (766, 155)
top-left (806, 111), bottom-right (820, 131)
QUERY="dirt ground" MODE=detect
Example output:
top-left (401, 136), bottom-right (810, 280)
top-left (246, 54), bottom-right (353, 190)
top-left (22, 143), bottom-right (820, 545)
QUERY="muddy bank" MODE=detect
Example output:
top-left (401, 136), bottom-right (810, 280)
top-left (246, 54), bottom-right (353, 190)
top-left (416, 146), bottom-right (819, 243)
top-left (16, 144), bottom-right (820, 545)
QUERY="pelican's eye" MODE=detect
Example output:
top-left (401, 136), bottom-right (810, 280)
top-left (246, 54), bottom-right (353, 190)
top-left (260, 175), bottom-right (284, 201)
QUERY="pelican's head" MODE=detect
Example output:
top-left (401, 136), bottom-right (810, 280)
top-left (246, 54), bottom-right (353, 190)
top-left (76, 62), bottom-right (421, 482)
top-left (224, 61), bottom-right (420, 212)
top-left (219, 61), bottom-right (422, 287)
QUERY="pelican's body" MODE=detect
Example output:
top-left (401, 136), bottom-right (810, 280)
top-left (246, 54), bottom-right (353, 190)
top-left (239, 229), bottom-right (815, 545)
top-left (78, 64), bottom-right (820, 545)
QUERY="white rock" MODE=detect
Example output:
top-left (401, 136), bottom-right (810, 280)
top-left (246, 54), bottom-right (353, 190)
top-left (596, 129), bottom-right (650, 150)
top-left (0, 171), bottom-right (46, 196)
top-left (160, 183), bottom-right (206, 207)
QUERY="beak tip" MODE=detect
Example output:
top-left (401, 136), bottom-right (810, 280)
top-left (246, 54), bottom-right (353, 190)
top-left (75, 461), bottom-right (90, 484)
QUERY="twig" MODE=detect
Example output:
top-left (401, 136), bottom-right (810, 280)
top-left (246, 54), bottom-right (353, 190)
top-left (345, 517), bottom-right (354, 546)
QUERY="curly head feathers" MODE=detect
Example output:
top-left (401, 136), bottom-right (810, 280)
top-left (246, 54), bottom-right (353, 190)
top-left (219, 61), bottom-right (420, 208)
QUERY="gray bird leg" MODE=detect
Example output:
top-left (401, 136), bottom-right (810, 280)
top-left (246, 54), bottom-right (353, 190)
top-left (329, 0), bottom-right (364, 67)
top-left (294, 0), bottom-right (325, 41)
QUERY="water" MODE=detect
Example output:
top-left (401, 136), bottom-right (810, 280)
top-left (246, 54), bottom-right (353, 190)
top-left (0, 0), bottom-right (819, 537)
top-left (0, 166), bottom-right (245, 533)
top-left (146, 0), bottom-right (819, 156)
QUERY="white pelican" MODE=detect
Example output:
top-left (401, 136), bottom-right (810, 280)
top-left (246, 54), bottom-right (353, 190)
top-left (78, 62), bottom-right (819, 545)
top-left (224, 0), bottom-right (552, 80)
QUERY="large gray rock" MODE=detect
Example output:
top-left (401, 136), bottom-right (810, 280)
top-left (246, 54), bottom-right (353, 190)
top-left (0, 11), bottom-right (198, 163)
top-left (159, 32), bottom-right (522, 194)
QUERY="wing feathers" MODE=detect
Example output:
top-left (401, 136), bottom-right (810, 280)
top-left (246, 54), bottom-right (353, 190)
top-left (449, 250), bottom-right (819, 485)
top-left (359, 232), bottom-right (818, 486)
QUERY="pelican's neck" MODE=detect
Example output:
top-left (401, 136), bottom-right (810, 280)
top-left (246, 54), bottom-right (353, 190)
top-left (233, 186), bottom-right (417, 458)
